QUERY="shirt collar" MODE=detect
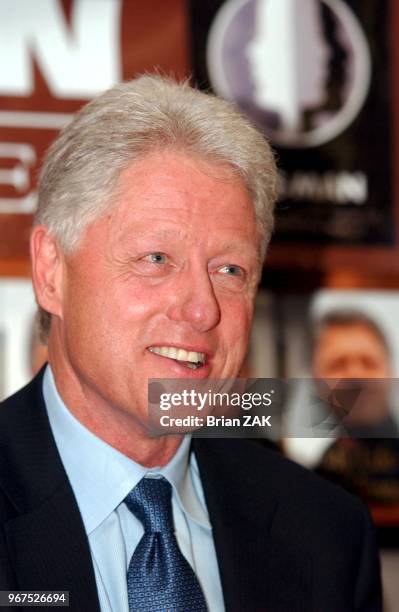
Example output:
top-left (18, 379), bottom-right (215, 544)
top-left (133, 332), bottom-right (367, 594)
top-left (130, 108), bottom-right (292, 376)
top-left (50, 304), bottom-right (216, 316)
top-left (43, 365), bottom-right (210, 533)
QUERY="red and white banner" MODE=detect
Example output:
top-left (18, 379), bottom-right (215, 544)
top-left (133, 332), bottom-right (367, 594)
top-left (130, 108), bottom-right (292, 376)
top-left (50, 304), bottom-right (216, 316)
top-left (0, 0), bottom-right (190, 262)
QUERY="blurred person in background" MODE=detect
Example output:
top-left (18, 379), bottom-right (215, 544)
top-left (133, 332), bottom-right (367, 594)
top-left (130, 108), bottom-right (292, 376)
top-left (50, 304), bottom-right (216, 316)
top-left (0, 76), bottom-right (381, 611)
top-left (312, 309), bottom-right (399, 506)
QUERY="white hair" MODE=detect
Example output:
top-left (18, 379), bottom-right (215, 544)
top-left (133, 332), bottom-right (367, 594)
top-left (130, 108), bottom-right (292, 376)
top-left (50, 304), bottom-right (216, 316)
top-left (35, 74), bottom-right (278, 339)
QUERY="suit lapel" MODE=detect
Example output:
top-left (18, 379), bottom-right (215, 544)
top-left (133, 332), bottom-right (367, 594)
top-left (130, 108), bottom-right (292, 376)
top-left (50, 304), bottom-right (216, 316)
top-left (4, 484), bottom-right (100, 612)
top-left (0, 370), bottom-right (100, 612)
top-left (1, 374), bottom-right (312, 611)
top-left (193, 439), bottom-right (312, 612)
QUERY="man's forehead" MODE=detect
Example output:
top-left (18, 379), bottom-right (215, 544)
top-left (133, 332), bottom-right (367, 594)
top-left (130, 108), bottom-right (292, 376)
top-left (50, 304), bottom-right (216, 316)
top-left (113, 151), bottom-right (249, 205)
top-left (318, 324), bottom-right (388, 351)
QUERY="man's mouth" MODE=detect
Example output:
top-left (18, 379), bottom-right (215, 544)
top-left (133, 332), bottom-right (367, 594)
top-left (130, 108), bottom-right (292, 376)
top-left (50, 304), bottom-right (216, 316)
top-left (148, 346), bottom-right (206, 370)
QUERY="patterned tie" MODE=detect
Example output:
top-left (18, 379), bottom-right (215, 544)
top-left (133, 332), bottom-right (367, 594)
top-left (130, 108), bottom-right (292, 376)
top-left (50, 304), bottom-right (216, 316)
top-left (125, 477), bottom-right (208, 612)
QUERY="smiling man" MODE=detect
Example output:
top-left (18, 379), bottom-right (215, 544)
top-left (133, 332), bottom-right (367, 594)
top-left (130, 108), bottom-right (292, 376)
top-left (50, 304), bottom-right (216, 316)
top-left (0, 76), bottom-right (381, 611)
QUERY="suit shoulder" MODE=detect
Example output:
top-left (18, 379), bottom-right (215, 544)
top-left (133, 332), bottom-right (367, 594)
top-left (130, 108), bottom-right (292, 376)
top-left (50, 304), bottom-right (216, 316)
top-left (198, 437), bottom-right (370, 522)
top-left (0, 370), bottom-right (45, 432)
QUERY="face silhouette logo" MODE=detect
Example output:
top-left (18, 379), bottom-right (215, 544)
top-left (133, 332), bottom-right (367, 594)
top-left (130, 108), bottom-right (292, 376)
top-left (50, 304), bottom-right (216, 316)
top-left (207, 0), bottom-right (371, 148)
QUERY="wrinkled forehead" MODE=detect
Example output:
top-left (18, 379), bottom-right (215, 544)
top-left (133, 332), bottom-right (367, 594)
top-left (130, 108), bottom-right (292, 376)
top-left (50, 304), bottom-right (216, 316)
top-left (111, 150), bottom-right (251, 204)
top-left (109, 151), bottom-right (260, 231)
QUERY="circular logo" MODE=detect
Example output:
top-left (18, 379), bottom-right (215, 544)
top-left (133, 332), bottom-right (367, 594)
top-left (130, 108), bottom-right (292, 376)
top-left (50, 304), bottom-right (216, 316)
top-left (207, 0), bottom-right (371, 148)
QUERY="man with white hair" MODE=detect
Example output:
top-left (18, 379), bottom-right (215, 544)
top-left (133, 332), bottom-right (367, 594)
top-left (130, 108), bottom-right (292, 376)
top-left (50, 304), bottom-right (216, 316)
top-left (0, 75), bottom-right (381, 611)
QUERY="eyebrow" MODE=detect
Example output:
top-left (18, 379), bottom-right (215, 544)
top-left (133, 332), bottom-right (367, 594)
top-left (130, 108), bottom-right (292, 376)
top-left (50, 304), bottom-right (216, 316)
top-left (218, 242), bottom-right (263, 265)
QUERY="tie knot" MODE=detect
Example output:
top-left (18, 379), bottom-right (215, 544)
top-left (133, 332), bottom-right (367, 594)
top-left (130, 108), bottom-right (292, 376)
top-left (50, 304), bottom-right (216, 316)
top-left (124, 477), bottom-right (173, 533)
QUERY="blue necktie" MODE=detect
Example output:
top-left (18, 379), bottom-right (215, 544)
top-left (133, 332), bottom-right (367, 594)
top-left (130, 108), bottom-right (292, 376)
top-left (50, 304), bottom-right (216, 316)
top-left (125, 477), bottom-right (208, 612)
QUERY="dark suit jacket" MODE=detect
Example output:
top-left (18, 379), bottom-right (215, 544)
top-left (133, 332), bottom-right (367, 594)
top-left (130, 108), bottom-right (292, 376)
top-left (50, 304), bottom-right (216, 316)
top-left (0, 371), bottom-right (382, 611)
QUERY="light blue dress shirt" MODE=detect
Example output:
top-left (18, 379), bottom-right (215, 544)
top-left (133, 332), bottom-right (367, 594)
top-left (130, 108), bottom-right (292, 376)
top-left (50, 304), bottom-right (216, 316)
top-left (43, 366), bottom-right (225, 612)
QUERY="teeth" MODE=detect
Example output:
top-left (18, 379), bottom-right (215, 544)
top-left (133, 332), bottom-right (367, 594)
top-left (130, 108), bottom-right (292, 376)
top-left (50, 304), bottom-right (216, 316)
top-left (149, 346), bottom-right (205, 364)
top-left (177, 349), bottom-right (187, 361)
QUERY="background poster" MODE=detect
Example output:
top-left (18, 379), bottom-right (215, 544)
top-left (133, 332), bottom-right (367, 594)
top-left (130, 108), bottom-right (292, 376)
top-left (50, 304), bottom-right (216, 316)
top-left (192, 0), bottom-right (393, 245)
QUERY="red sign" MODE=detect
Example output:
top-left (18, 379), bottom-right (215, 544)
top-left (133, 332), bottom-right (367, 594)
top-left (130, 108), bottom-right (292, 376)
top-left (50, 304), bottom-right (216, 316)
top-left (0, 0), bottom-right (190, 264)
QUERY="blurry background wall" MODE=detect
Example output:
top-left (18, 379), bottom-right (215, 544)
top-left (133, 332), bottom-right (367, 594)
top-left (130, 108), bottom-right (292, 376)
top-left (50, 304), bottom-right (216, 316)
top-left (1, 1), bottom-right (399, 608)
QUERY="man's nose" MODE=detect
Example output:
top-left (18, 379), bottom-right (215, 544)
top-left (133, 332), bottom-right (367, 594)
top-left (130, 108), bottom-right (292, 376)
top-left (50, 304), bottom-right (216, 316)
top-left (166, 268), bottom-right (221, 332)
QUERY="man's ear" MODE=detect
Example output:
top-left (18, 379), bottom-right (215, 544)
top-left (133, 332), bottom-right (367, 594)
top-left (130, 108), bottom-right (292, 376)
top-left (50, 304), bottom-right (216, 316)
top-left (30, 225), bottom-right (65, 319)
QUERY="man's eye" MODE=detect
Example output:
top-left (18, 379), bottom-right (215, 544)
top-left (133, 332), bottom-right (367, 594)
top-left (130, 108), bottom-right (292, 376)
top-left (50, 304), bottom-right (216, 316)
top-left (219, 264), bottom-right (243, 276)
top-left (144, 252), bottom-right (167, 264)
